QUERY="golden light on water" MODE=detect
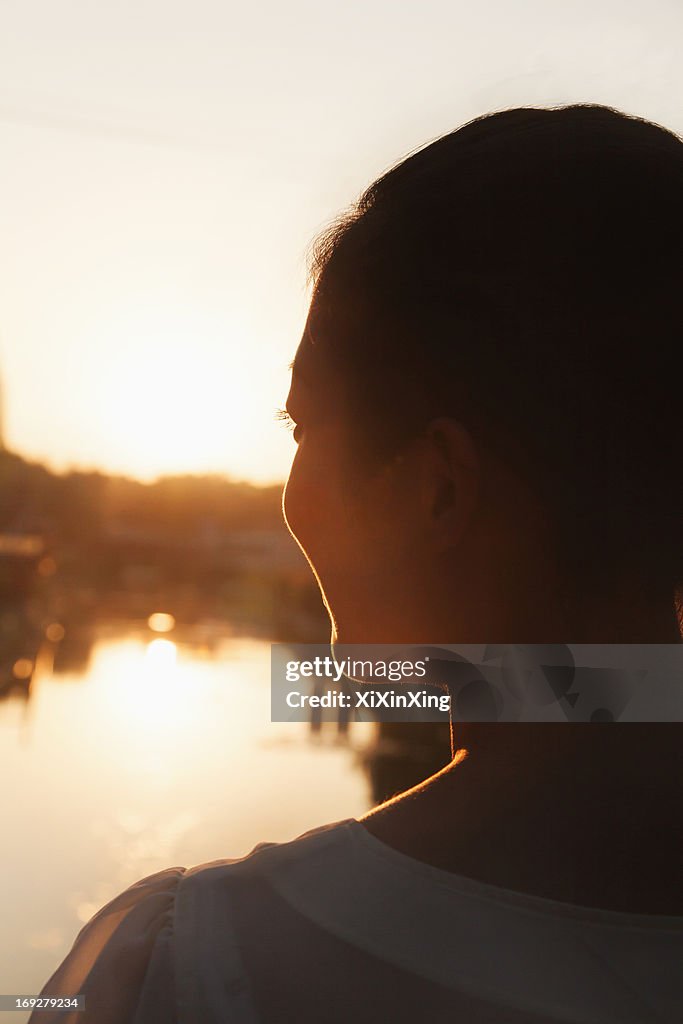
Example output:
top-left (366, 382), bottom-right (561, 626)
top-left (144, 638), bottom-right (178, 666)
top-left (96, 638), bottom-right (188, 744)
top-left (148, 612), bottom-right (176, 633)
top-left (1, 629), bottom-right (376, 1001)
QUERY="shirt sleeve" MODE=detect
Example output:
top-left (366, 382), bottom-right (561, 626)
top-left (28, 866), bottom-right (186, 1024)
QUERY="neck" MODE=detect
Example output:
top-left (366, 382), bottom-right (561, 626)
top-left (453, 723), bottom-right (682, 911)
top-left (360, 586), bottom-right (682, 913)
top-left (566, 579), bottom-right (682, 642)
top-left (360, 561), bottom-right (679, 913)
top-left (363, 722), bottom-right (682, 913)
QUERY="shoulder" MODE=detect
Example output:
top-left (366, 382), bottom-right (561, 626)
top-left (29, 865), bottom-right (185, 1023)
top-left (181, 816), bottom-right (355, 896)
top-left (30, 819), bottom-right (355, 1024)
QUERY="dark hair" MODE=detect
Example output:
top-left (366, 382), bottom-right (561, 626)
top-left (305, 103), bottom-right (683, 600)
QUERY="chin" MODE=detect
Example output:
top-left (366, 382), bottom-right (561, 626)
top-left (329, 600), bottom-right (396, 646)
top-left (330, 622), bottom-right (358, 647)
top-left (332, 622), bottom-right (384, 647)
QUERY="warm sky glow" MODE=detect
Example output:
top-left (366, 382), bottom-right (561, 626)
top-left (1, 0), bottom-right (681, 484)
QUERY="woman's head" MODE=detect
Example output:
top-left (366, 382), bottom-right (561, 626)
top-left (283, 104), bottom-right (683, 643)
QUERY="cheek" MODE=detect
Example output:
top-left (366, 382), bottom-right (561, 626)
top-left (283, 439), bottom-right (339, 566)
top-left (282, 451), bottom-right (309, 549)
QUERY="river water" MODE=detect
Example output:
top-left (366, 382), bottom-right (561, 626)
top-left (0, 622), bottom-right (375, 1020)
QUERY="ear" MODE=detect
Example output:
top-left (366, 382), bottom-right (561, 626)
top-left (416, 417), bottom-right (480, 549)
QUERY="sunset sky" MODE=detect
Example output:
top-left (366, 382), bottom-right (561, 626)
top-left (0, 0), bottom-right (681, 485)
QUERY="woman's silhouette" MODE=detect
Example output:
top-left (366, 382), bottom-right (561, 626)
top-left (31, 104), bottom-right (682, 1023)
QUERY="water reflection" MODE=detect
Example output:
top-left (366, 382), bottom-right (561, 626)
top-left (0, 622), bottom-right (376, 1022)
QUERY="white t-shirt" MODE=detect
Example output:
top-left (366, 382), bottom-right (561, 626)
top-left (30, 817), bottom-right (683, 1023)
